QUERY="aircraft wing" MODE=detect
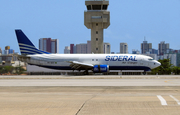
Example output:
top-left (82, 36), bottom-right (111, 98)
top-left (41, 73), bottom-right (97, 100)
top-left (68, 61), bottom-right (94, 70)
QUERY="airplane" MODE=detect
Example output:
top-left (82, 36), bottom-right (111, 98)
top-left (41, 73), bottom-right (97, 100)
top-left (15, 29), bottom-right (161, 75)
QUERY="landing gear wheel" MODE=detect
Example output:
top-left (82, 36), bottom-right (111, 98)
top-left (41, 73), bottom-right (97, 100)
top-left (143, 72), bottom-right (147, 75)
top-left (83, 70), bottom-right (89, 75)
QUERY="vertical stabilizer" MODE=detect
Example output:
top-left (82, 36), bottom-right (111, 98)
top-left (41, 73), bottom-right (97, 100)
top-left (15, 29), bottom-right (50, 55)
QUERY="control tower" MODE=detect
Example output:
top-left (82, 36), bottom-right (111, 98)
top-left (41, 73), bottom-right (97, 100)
top-left (84, 0), bottom-right (110, 54)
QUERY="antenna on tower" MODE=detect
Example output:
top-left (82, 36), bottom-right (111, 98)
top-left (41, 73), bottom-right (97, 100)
top-left (144, 36), bottom-right (146, 41)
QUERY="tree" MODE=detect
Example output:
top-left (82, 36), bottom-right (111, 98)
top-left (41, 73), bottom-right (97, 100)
top-left (172, 66), bottom-right (180, 75)
top-left (4, 66), bottom-right (14, 74)
top-left (14, 66), bottom-right (26, 75)
top-left (0, 66), bottom-right (4, 75)
top-left (0, 66), bottom-right (26, 75)
top-left (151, 59), bottom-right (173, 75)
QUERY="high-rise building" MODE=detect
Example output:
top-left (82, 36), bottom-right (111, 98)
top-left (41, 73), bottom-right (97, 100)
top-left (141, 40), bottom-right (152, 54)
top-left (73, 45), bottom-right (76, 54)
top-left (132, 50), bottom-right (140, 54)
top-left (39, 38), bottom-right (59, 54)
top-left (0, 47), bottom-right (2, 54)
top-left (176, 54), bottom-right (180, 67)
top-left (70, 44), bottom-right (74, 54)
top-left (158, 41), bottom-right (169, 55)
top-left (66, 41), bottom-right (110, 54)
top-left (8, 49), bottom-right (14, 54)
top-left (151, 49), bottom-right (158, 55)
top-left (87, 41), bottom-right (91, 54)
top-left (5, 46), bottom-right (10, 50)
top-left (76, 44), bottom-right (87, 54)
top-left (4, 50), bottom-right (9, 55)
top-left (104, 43), bottom-right (111, 54)
top-left (39, 38), bottom-right (51, 53)
top-left (120, 43), bottom-right (128, 54)
top-left (51, 39), bottom-right (59, 53)
top-left (158, 54), bottom-right (176, 66)
top-left (84, 0), bottom-right (110, 54)
top-left (64, 46), bottom-right (70, 54)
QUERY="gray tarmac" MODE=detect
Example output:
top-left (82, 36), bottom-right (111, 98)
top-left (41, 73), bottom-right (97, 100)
top-left (0, 79), bottom-right (180, 86)
top-left (0, 75), bottom-right (180, 115)
top-left (1, 75), bottom-right (180, 79)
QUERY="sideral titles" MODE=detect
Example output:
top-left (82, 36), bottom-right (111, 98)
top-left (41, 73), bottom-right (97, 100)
top-left (105, 56), bottom-right (137, 61)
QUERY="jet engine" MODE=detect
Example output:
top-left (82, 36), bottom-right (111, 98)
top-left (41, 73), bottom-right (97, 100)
top-left (93, 65), bottom-right (109, 73)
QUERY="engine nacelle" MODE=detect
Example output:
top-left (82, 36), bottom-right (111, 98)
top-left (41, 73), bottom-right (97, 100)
top-left (93, 65), bottom-right (109, 73)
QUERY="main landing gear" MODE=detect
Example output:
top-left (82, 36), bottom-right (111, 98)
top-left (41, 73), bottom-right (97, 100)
top-left (83, 70), bottom-right (89, 75)
top-left (143, 72), bottom-right (147, 75)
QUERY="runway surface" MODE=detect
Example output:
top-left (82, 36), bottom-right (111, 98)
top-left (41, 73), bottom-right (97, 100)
top-left (0, 79), bottom-right (180, 86)
top-left (0, 75), bottom-right (180, 115)
top-left (1, 75), bottom-right (180, 79)
top-left (0, 86), bottom-right (180, 115)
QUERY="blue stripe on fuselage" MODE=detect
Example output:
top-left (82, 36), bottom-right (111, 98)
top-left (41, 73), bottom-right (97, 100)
top-left (28, 64), bottom-right (151, 71)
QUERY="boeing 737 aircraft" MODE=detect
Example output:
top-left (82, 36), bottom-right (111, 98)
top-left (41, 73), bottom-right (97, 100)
top-left (15, 29), bottom-right (161, 75)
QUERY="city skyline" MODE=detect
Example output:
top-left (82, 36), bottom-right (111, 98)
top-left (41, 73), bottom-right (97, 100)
top-left (0, 0), bottom-right (180, 53)
top-left (39, 38), bottom-right (59, 54)
top-left (64, 41), bottom-right (111, 54)
top-left (0, 39), bottom-right (179, 55)
top-left (0, 46), bottom-right (15, 55)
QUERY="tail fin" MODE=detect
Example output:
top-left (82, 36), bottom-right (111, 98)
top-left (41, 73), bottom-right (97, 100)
top-left (15, 29), bottom-right (50, 55)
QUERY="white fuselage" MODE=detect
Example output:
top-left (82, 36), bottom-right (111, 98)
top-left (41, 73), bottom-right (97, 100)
top-left (23, 54), bottom-right (161, 72)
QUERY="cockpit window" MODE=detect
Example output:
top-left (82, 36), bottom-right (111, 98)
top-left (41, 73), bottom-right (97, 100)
top-left (148, 58), bottom-right (154, 61)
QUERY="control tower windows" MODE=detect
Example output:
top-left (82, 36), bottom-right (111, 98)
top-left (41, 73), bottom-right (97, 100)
top-left (87, 5), bottom-right (108, 10)
top-left (102, 5), bottom-right (108, 10)
top-left (96, 31), bottom-right (98, 34)
top-left (92, 5), bottom-right (101, 10)
top-left (87, 5), bottom-right (91, 10)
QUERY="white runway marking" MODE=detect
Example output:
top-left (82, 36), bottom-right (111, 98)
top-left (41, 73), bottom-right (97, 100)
top-left (170, 95), bottom-right (180, 105)
top-left (157, 95), bottom-right (167, 105)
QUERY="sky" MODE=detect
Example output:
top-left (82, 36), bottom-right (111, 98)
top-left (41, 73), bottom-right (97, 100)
top-left (0, 0), bottom-right (180, 54)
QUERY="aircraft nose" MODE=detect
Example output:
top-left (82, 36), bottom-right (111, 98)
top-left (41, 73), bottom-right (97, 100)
top-left (156, 61), bottom-right (161, 67)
